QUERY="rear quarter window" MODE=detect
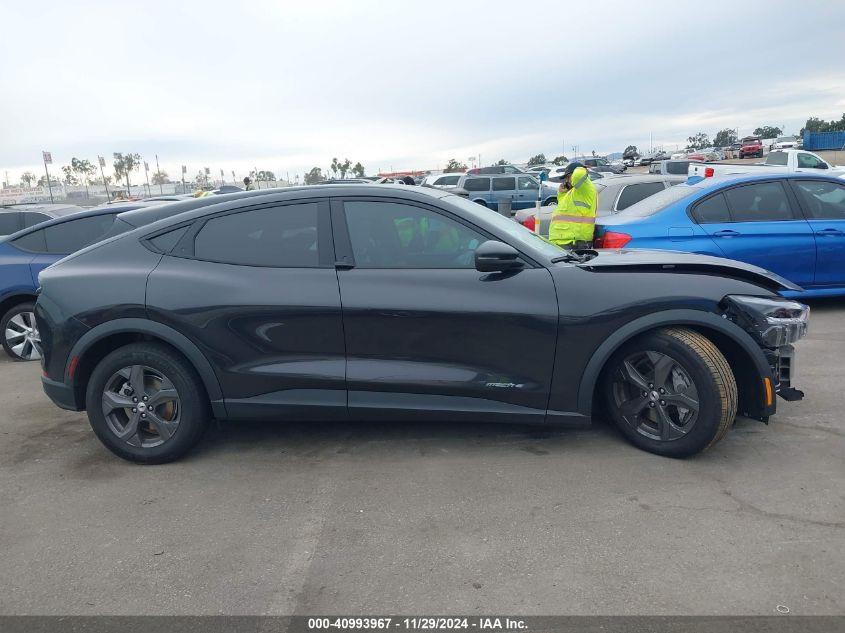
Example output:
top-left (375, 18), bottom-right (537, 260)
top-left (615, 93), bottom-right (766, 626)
top-left (463, 178), bottom-right (490, 192)
top-left (614, 184), bottom-right (697, 218)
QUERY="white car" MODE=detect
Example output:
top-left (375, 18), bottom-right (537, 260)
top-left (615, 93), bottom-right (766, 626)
top-left (421, 173), bottom-right (464, 190)
top-left (771, 136), bottom-right (801, 150)
top-left (689, 149), bottom-right (844, 179)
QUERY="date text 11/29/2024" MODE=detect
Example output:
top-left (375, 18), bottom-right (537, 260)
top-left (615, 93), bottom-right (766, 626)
top-left (307, 618), bottom-right (527, 630)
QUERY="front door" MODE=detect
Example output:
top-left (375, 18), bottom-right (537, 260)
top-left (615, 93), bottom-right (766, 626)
top-left (694, 180), bottom-right (816, 287)
top-left (790, 179), bottom-right (845, 286)
top-left (332, 197), bottom-right (559, 423)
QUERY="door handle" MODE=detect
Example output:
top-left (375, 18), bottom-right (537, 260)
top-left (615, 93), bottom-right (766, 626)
top-left (815, 228), bottom-right (844, 236)
top-left (713, 229), bottom-right (740, 238)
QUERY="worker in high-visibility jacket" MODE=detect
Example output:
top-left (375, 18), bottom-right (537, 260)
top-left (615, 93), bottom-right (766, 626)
top-left (549, 162), bottom-right (597, 249)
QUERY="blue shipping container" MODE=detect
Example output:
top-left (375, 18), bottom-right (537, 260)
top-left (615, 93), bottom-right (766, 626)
top-left (803, 131), bottom-right (845, 150)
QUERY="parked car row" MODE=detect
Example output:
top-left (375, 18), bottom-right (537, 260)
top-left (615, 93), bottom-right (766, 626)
top-left (594, 173), bottom-right (845, 297)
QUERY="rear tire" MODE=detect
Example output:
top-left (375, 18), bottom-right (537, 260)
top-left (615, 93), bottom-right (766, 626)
top-left (473, 199), bottom-right (488, 208)
top-left (602, 327), bottom-right (737, 457)
top-left (85, 343), bottom-right (210, 464)
top-left (543, 197), bottom-right (557, 207)
top-left (1, 302), bottom-right (40, 361)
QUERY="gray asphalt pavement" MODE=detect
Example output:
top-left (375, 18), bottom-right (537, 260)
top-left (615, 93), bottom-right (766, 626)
top-left (1, 301), bottom-right (843, 615)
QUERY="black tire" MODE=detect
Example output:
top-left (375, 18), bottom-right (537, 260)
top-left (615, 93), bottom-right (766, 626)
top-left (543, 197), bottom-right (557, 207)
top-left (473, 199), bottom-right (488, 208)
top-left (85, 343), bottom-right (210, 464)
top-left (602, 327), bottom-right (737, 457)
top-left (1, 301), bottom-right (40, 361)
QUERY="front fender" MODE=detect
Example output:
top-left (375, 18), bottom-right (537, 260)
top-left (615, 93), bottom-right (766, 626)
top-left (576, 309), bottom-right (773, 416)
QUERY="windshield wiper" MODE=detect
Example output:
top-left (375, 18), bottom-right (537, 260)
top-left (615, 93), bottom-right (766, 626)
top-left (551, 249), bottom-right (597, 264)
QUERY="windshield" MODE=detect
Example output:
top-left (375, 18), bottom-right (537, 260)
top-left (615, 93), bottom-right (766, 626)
top-left (444, 194), bottom-right (564, 259)
top-left (613, 183), bottom-right (698, 218)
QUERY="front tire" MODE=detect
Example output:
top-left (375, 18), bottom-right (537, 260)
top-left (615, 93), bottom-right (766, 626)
top-left (603, 327), bottom-right (737, 457)
top-left (85, 343), bottom-right (210, 463)
top-left (2, 302), bottom-right (40, 361)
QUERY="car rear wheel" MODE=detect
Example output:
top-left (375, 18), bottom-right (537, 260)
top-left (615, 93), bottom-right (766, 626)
top-left (85, 343), bottom-right (209, 463)
top-left (603, 327), bottom-right (737, 457)
top-left (543, 197), bottom-right (557, 207)
top-left (473, 199), bottom-right (488, 207)
top-left (2, 302), bottom-right (40, 361)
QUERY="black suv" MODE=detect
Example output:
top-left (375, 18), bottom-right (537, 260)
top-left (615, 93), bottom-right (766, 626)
top-left (36, 185), bottom-right (808, 463)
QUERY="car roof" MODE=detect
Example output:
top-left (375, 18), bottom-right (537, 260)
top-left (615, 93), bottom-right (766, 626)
top-left (115, 184), bottom-right (452, 230)
top-left (690, 171), bottom-right (840, 193)
top-left (0, 202), bottom-right (155, 243)
top-left (0, 203), bottom-right (84, 217)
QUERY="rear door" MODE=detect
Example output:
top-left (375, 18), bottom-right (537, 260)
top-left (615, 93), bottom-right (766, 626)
top-left (332, 196), bottom-right (559, 423)
top-left (694, 181), bottom-right (815, 285)
top-left (491, 176), bottom-right (516, 211)
top-left (790, 179), bottom-right (845, 286)
top-left (145, 199), bottom-right (347, 420)
top-left (514, 176), bottom-right (540, 210)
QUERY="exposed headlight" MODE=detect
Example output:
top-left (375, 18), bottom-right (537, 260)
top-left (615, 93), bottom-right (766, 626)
top-left (724, 295), bottom-right (810, 347)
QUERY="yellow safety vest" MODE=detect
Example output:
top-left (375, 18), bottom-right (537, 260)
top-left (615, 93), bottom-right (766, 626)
top-left (549, 166), bottom-right (597, 246)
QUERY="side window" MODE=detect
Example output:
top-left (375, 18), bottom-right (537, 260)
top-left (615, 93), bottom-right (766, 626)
top-left (11, 229), bottom-right (48, 253)
top-left (666, 161), bottom-right (689, 175)
top-left (463, 177), bottom-right (490, 192)
top-left (503, 166), bottom-right (520, 174)
top-left (193, 203), bottom-right (319, 267)
top-left (766, 152), bottom-right (788, 166)
top-left (724, 182), bottom-right (794, 222)
top-left (492, 177), bottom-right (515, 191)
top-left (616, 182), bottom-right (667, 211)
top-left (517, 177), bottom-right (539, 190)
top-left (797, 153), bottom-right (824, 169)
top-left (434, 175), bottom-right (460, 186)
top-left (344, 201), bottom-right (485, 269)
top-left (43, 214), bottom-right (117, 253)
top-left (793, 180), bottom-right (845, 219)
top-left (23, 212), bottom-right (51, 228)
top-left (0, 212), bottom-right (20, 234)
top-left (692, 194), bottom-right (731, 224)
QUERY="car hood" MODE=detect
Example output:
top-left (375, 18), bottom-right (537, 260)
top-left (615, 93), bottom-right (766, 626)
top-left (573, 248), bottom-right (802, 293)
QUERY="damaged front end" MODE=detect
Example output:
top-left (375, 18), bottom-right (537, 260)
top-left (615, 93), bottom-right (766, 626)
top-left (721, 295), bottom-right (809, 408)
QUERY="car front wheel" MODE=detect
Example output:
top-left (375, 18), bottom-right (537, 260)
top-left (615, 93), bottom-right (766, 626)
top-left (85, 343), bottom-right (209, 463)
top-left (603, 327), bottom-right (737, 457)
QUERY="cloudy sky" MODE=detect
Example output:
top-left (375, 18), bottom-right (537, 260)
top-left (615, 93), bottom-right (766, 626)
top-left (2, 0), bottom-right (845, 182)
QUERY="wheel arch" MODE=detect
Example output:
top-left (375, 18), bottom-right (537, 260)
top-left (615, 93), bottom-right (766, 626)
top-left (0, 292), bottom-right (37, 318)
top-left (67, 318), bottom-right (226, 417)
top-left (578, 309), bottom-right (773, 419)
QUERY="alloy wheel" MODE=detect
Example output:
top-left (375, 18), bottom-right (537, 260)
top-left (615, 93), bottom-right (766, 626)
top-left (611, 350), bottom-right (700, 442)
top-left (101, 365), bottom-right (181, 448)
top-left (5, 311), bottom-right (40, 360)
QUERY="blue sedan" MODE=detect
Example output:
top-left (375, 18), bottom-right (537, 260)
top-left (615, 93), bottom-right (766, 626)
top-left (0, 202), bottom-right (149, 360)
top-left (594, 173), bottom-right (845, 298)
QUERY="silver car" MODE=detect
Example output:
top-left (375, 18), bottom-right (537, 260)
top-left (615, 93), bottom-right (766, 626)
top-left (512, 174), bottom-right (685, 237)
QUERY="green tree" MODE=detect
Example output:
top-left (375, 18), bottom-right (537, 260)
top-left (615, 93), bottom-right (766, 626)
top-left (257, 170), bottom-right (275, 182)
top-left (800, 114), bottom-right (845, 136)
top-left (352, 162), bottom-right (365, 178)
top-left (113, 152), bottom-right (141, 194)
top-left (443, 158), bottom-right (467, 173)
top-left (151, 170), bottom-right (170, 185)
top-left (61, 165), bottom-right (79, 185)
top-left (20, 171), bottom-right (36, 188)
top-left (338, 158), bottom-right (352, 179)
top-left (686, 132), bottom-right (710, 151)
top-left (623, 145), bottom-right (638, 158)
top-left (495, 158), bottom-right (509, 165)
top-left (552, 155), bottom-right (569, 166)
top-left (713, 128), bottom-right (738, 148)
top-left (527, 153), bottom-right (547, 167)
top-left (70, 158), bottom-right (95, 197)
top-left (330, 157), bottom-right (340, 178)
top-left (753, 125), bottom-right (782, 139)
top-left (37, 174), bottom-right (61, 187)
top-left (304, 167), bottom-right (324, 184)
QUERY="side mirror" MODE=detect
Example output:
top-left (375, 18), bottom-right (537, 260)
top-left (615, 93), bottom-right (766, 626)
top-left (475, 240), bottom-right (525, 272)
